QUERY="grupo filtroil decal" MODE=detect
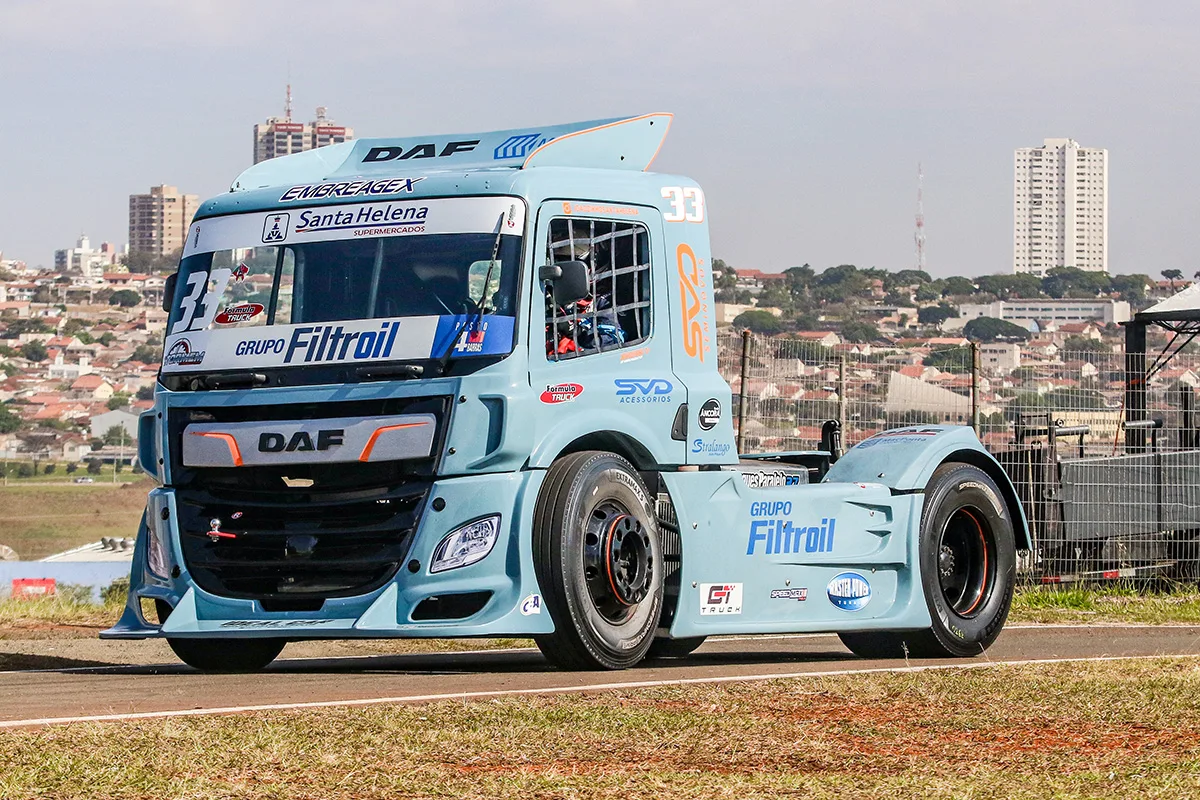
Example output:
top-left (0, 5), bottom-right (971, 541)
top-left (183, 196), bottom-right (526, 258)
top-left (160, 315), bottom-right (514, 374)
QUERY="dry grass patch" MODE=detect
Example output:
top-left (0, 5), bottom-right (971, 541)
top-left (2, 658), bottom-right (1200, 798)
top-left (0, 482), bottom-right (148, 560)
top-left (1011, 583), bottom-right (1200, 624)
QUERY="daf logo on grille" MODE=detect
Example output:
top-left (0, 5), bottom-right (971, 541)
top-left (258, 429), bottom-right (345, 453)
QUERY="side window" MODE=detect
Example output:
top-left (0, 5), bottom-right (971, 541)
top-left (545, 217), bottom-right (650, 360)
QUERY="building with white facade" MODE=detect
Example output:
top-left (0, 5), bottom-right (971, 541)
top-left (54, 235), bottom-right (124, 278)
top-left (956, 299), bottom-right (1130, 328)
top-left (1014, 138), bottom-right (1108, 276)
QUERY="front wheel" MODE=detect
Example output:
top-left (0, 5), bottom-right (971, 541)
top-left (532, 451), bottom-right (663, 670)
top-left (167, 637), bottom-right (285, 672)
top-left (840, 462), bottom-right (1016, 659)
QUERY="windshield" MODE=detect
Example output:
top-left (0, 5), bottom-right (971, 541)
top-left (162, 197), bottom-right (523, 377)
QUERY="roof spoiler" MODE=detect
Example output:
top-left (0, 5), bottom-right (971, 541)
top-left (230, 113), bottom-right (673, 192)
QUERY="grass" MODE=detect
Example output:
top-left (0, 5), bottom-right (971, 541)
top-left (1010, 582), bottom-right (1200, 624)
top-left (0, 481), bottom-right (148, 560)
top-left (1, 658), bottom-right (1199, 798)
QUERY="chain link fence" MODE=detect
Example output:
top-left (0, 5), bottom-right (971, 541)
top-left (719, 329), bottom-right (1200, 582)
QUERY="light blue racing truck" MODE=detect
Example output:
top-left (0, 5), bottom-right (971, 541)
top-left (104, 114), bottom-right (1030, 671)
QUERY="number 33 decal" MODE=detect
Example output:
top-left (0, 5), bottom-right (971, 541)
top-left (661, 186), bottom-right (705, 223)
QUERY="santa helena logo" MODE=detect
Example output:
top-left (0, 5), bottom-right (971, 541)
top-left (164, 338), bottom-right (205, 367)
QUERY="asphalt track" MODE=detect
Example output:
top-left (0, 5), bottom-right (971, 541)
top-left (2, 624), bottom-right (1199, 728)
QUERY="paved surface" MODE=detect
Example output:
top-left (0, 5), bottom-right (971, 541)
top-left (2, 625), bottom-right (1199, 726)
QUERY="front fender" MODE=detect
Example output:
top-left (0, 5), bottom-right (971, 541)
top-left (527, 410), bottom-right (670, 468)
top-left (825, 426), bottom-right (1031, 550)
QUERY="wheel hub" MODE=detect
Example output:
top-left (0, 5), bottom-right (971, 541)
top-left (583, 502), bottom-right (654, 621)
top-left (939, 544), bottom-right (956, 578)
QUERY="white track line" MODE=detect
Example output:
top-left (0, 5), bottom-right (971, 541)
top-left (2, 652), bottom-right (1198, 729)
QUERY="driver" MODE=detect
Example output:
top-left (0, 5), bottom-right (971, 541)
top-left (546, 224), bottom-right (624, 356)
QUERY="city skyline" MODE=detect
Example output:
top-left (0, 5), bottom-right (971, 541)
top-left (2, 2), bottom-right (1199, 277)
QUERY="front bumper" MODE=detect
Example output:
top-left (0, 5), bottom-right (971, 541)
top-left (102, 469), bottom-right (553, 639)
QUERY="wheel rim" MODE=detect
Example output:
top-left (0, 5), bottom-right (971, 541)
top-left (937, 507), bottom-right (995, 618)
top-left (583, 501), bottom-right (653, 623)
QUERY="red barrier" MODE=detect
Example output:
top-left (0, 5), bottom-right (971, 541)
top-left (11, 578), bottom-right (56, 599)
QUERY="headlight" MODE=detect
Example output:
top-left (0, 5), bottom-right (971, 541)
top-left (145, 500), bottom-right (170, 580)
top-left (430, 515), bottom-right (500, 573)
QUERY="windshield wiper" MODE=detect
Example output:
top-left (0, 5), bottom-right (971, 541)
top-left (434, 212), bottom-right (506, 376)
top-left (356, 364), bottom-right (425, 381)
top-left (189, 372), bottom-right (268, 390)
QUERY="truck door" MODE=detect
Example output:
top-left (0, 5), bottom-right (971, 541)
top-left (527, 201), bottom-right (687, 466)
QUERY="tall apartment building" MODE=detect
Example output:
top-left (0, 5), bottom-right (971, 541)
top-left (1013, 138), bottom-right (1108, 277)
top-left (128, 185), bottom-right (199, 258)
top-left (253, 105), bottom-right (354, 164)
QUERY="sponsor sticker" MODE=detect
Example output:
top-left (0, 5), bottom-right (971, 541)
top-left (746, 502), bottom-right (836, 556)
top-left (700, 583), bottom-right (742, 615)
top-left (540, 383), bottom-right (583, 404)
top-left (740, 470), bottom-right (803, 489)
top-left (520, 594), bottom-right (542, 615)
top-left (279, 177), bottom-right (425, 202)
top-left (691, 438), bottom-right (731, 457)
top-left (219, 619), bottom-right (336, 629)
top-left (677, 243), bottom-right (710, 362)
top-left (214, 303), bottom-right (265, 325)
top-left (619, 347), bottom-right (650, 363)
top-left (698, 398), bottom-right (721, 430)
top-left (827, 572), bottom-right (871, 611)
top-left (613, 378), bottom-right (673, 404)
top-left (262, 213), bottom-right (289, 243)
top-left (163, 338), bottom-right (204, 367)
top-left (769, 588), bottom-right (808, 602)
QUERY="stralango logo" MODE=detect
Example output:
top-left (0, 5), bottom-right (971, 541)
top-left (214, 303), bottom-right (265, 325)
top-left (163, 338), bottom-right (205, 367)
top-left (540, 383), bottom-right (583, 404)
top-left (827, 572), bottom-right (871, 611)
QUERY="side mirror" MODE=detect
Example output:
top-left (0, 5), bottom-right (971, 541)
top-left (161, 273), bottom-right (177, 313)
top-left (540, 260), bottom-right (589, 306)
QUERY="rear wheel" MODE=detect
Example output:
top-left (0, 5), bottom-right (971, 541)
top-left (533, 451), bottom-right (663, 670)
top-left (839, 462), bottom-right (1016, 659)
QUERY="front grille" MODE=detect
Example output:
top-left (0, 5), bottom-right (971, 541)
top-left (177, 481), bottom-right (429, 601)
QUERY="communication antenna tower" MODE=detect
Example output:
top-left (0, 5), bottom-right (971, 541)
top-left (284, 83), bottom-right (293, 121)
top-left (914, 162), bottom-right (926, 272)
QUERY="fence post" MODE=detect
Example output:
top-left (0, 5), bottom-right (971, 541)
top-left (838, 357), bottom-right (847, 434)
top-left (970, 341), bottom-right (980, 434)
top-left (737, 329), bottom-right (751, 455)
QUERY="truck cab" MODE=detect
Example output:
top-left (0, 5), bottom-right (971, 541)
top-left (106, 115), bottom-right (1028, 672)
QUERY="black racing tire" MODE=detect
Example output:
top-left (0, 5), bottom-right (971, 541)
top-left (532, 451), bottom-right (664, 670)
top-left (646, 636), bottom-right (707, 659)
top-left (839, 462), bottom-right (1016, 659)
top-left (166, 637), bottom-right (285, 673)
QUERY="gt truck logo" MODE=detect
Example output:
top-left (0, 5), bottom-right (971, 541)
top-left (494, 132), bottom-right (546, 160)
top-left (700, 583), bottom-right (742, 615)
top-left (746, 502), bottom-right (836, 556)
top-left (613, 379), bottom-right (673, 404)
top-left (362, 140), bottom-right (480, 162)
top-left (258, 429), bottom-right (344, 453)
top-left (677, 243), bottom-right (709, 362)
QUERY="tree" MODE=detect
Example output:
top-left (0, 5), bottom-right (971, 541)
top-left (1, 318), bottom-right (50, 338)
top-left (107, 393), bottom-right (131, 411)
top-left (135, 385), bottom-right (155, 401)
top-left (16, 463), bottom-right (33, 479)
top-left (924, 346), bottom-right (973, 373)
top-left (840, 321), bottom-right (878, 343)
top-left (814, 264), bottom-right (867, 303)
top-left (86, 459), bottom-right (103, 475)
top-left (918, 304), bottom-right (957, 326)
top-left (941, 276), bottom-right (976, 297)
top-left (732, 310), bottom-right (782, 335)
top-left (1111, 274), bottom-right (1152, 303)
top-left (20, 341), bottom-right (48, 362)
top-left (1061, 335), bottom-right (1109, 364)
top-left (1162, 269), bottom-right (1184, 290)
top-left (0, 404), bottom-right (22, 433)
top-left (976, 274), bottom-right (1042, 300)
top-left (130, 344), bottom-right (160, 364)
top-left (66, 461), bottom-right (78, 474)
top-left (108, 289), bottom-right (142, 308)
top-left (43, 463), bottom-right (56, 475)
top-left (97, 333), bottom-right (116, 346)
top-left (1042, 267), bottom-right (1110, 299)
top-left (914, 283), bottom-right (942, 303)
top-left (964, 317), bottom-right (1030, 342)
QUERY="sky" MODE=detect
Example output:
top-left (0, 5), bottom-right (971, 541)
top-left (1, 1), bottom-right (1198, 278)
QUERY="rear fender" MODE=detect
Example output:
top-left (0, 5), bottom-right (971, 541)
top-left (824, 426), bottom-right (1031, 550)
